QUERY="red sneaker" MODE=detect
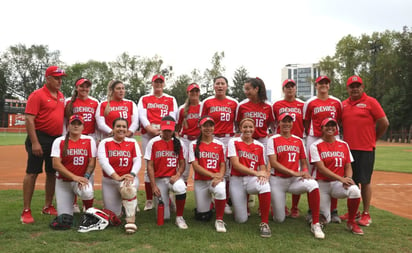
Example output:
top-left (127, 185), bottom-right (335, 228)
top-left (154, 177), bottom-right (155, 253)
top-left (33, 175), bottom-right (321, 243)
top-left (285, 206), bottom-right (290, 217)
top-left (339, 211), bottom-right (361, 221)
top-left (357, 212), bottom-right (372, 226)
top-left (347, 221), bottom-right (364, 235)
top-left (42, 205), bottom-right (58, 216)
top-left (21, 209), bottom-right (34, 224)
top-left (290, 207), bottom-right (299, 218)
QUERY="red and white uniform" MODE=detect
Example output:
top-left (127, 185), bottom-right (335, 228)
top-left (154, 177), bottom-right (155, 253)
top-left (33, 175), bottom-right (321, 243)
top-left (144, 136), bottom-right (187, 219)
top-left (342, 92), bottom-right (386, 151)
top-left (25, 85), bottom-right (65, 136)
top-left (236, 99), bottom-right (274, 147)
top-left (65, 97), bottom-right (99, 136)
top-left (267, 134), bottom-right (319, 222)
top-left (188, 139), bottom-right (226, 213)
top-left (51, 135), bottom-right (96, 215)
top-left (227, 137), bottom-right (270, 223)
top-left (272, 98), bottom-right (305, 138)
top-left (310, 138), bottom-right (361, 223)
top-left (98, 137), bottom-right (142, 216)
top-left (96, 99), bottom-right (139, 135)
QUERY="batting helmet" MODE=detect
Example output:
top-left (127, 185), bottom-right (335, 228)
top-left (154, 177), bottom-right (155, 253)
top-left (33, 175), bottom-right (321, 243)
top-left (78, 207), bottom-right (110, 233)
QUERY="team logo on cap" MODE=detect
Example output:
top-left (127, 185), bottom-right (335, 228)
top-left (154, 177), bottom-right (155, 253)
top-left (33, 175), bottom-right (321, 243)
top-left (352, 77), bottom-right (358, 82)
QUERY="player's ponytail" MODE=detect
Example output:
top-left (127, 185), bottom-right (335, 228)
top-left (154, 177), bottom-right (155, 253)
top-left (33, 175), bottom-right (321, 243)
top-left (62, 131), bottom-right (70, 157)
top-left (194, 133), bottom-right (202, 159)
top-left (172, 132), bottom-right (181, 156)
top-left (245, 77), bottom-right (267, 103)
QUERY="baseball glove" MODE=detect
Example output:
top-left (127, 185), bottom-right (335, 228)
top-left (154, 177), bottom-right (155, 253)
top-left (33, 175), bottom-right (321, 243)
top-left (50, 214), bottom-right (73, 230)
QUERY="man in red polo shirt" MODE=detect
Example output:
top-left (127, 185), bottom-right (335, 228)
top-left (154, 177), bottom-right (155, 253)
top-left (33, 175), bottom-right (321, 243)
top-left (341, 75), bottom-right (389, 226)
top-left (21, 66), bottom-right (66, 224)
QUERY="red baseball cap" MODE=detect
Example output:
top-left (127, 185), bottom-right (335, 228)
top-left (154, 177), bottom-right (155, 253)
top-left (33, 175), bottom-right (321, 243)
top-left (69, 114), bottom-right (84, 124)
top-left (315, 75), bottom-right (330, 84)
top-left (45, 66), bottom-right (66, 77)
top-left (199, 116), bottom-right (215, 126)
top-left (321, 117), bottom-right (337, 127)
top-left (152, 74), bottom-right (165, 82)
top-left (75, 78), bottom-right (92, 87)
top-left (187, 83), bottom-right (200, 92)
top-left (282, 79), bottom-right (296, 87)
top-left (278, 113), bottom-right (294, 121)
top-left (346, 75), bottom-right (363, 86)
top-left (160, 119), bottom-right (176, 131)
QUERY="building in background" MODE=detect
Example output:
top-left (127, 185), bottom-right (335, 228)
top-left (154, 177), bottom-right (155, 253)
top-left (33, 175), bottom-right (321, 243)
top-left (281, 63), bottom-right (321, 101)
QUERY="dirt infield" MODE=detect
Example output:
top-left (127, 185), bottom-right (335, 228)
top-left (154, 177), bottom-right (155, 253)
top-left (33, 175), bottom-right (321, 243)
top-left (1, 144), bottom-right (411, 220)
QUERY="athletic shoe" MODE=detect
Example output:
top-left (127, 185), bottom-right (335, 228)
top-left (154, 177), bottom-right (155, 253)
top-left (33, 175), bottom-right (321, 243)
top-left (125, 223), bottom-right (138, 234)
top-left (285, 206), bottom-right (290, 217)
top-left (42, 205), bottom-right (58, 216)
top-left (311, 223), bottom-right (325, 239)
top-left (224, 203), bottom-right (232, 214)
top-left (144, 200), bottom-right (153, 211)
top-left (290, 207), bottom-right (299, 218)
top-left (259, 222), bottom-right (272, 238)
top-left (21, 209), bottom-right (34, 224)
top-left (175, 216), bottom-right (188, 229)
top-left (248, 194), bottom-right (256, 208)
top-left (347, 221), bottom-right (364, 235)
top-left (340, 211), bottom-right (361, 221)
top-left (73, 203), bottom-right (81, 214)
top-left (357, 212), bottom-right (372, 226)
top-left (215, 220), bottom-right (227, 233)
top-left (331, 209), bottom-right (341, 223)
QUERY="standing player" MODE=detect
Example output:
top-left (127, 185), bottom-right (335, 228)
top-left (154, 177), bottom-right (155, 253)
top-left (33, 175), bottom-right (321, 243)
top-left (21, 66), bottom-right (66, 224)
top-left (138, 74), bottom-right (178, 211)
top-left (267, 113), bottom-right (324, 239)
top-left (176, 83), bottom-right (201, 183)
top-left (96, 80), bottom-right (139, 138)
top-left (272, 78), bottom-right (305, 218)
top-left (228, 118), bottom-right (272, 238)
top-left (303, 75), bottom-right (342, 223)
top-left (51, 115), bottom-right (96, 216)
top-left (340, 75), bottom-right (389, 226)
top-left (189, 116), bottom-right (227, 232)
top-left (98, 118), bottom-right (142, 234)
top-left (146, 116), bottom-right (188, 229)
top-left (310, 118), bottom-right (363, 235)
top-left (200, 76), bottom-right (238, 214)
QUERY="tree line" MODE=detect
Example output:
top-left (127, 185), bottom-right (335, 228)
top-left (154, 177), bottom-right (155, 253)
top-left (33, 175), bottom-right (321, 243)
top-left (1, 27), bottom-right (411, 137)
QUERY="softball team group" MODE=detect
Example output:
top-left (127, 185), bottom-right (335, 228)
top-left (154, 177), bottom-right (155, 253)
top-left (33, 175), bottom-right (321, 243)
top-left (22, 66), bottom-right (389, 239)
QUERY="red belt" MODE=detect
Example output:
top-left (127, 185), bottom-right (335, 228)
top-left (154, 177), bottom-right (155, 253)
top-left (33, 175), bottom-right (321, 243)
top-left (214, 133), bottom-right (234, 138)
top-left (182, 134), bottom-right (198, 140)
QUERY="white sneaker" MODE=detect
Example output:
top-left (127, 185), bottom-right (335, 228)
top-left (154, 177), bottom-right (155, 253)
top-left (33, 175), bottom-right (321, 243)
top-left (224, 203), bottom-right (232, 214)
top-left (73, 203), bottom-right (81, 213)
top-left (311, 223), bottom-right (325, 239)
top-left (215, 220), bottom-right (227, 233)
top-left (144, 200), bottom-right (153, 211)
top-left (175, 216), bottom-right (188, 229)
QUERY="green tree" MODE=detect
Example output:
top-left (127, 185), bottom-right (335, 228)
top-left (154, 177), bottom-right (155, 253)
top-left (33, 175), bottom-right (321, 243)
top-left (165, 74), bottom-right (192, 106)
top-left (229, 66), bottom-right (248, 101)
top-left (201, 51), bottom-right (225, 100)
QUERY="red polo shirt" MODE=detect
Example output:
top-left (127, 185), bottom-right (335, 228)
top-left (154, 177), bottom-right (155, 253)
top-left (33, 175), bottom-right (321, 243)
top-left (342, 92), bottom-right (386, 151)
top-left (25, 85), bottom-right (65, 136)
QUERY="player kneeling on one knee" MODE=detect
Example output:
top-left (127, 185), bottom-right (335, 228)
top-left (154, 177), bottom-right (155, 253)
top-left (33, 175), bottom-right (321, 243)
top-left (267, 113), bottom-right (324, 239)
top-left (146, 116), bottom-right (188, 229)
top-left (310, 118), bottom-right (363, 236)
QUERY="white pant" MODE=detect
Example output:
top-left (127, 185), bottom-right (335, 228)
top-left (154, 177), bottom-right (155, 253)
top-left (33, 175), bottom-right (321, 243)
top-left (154, 177), bottom-right (187, 219)
top-left (102, 176), bottom-right (139, 216)
top-left (270, 176), bottom-right (319, 222)
top-left (318, 180), bottom-right (361, 223)
top-left (180, 136), bottom-right (194, 182)
top-left (194, 179), bottom-right (226, 213)
top-left (55, 179), bottom-right (94, 215)
top-left (230, 175), bottom-right (271, 223)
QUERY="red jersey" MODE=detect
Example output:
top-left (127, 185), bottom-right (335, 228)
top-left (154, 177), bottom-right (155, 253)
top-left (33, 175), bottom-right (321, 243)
top-left (200, 96), bottom-right (238, 135)
top-left (310, 139), bottom-right (353, 181)
top-left (303, 96), bottom-right (342, 137)
top-left (267, 134), bottom-right (306, 177)
top-left (177, 103), bottom-right (201, 137)
top-left (51, 135), bottom-right (96, 181)
top-left (236, 99), bottom-right (274, 138)
top-left (188, 139), bottom-right (226, 180)
top-left (272, 98), bottom-right (305, 138)
top-left (96, 99), bottom-right (138, 134)
top-left (98, 137), bottom-right (140, 178)
top-left (227, 137), bottom-right (265, 177)
top-left (342, 92), bottom-right (386, 151)
top-left (25, 85), bottom-right (65, 136)
top-left (65, 97), bottom-right (99, 135)
top-left (137, 94), bottom-right (178, 134)
top-left (144, 136), bottom-right (185, 178)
